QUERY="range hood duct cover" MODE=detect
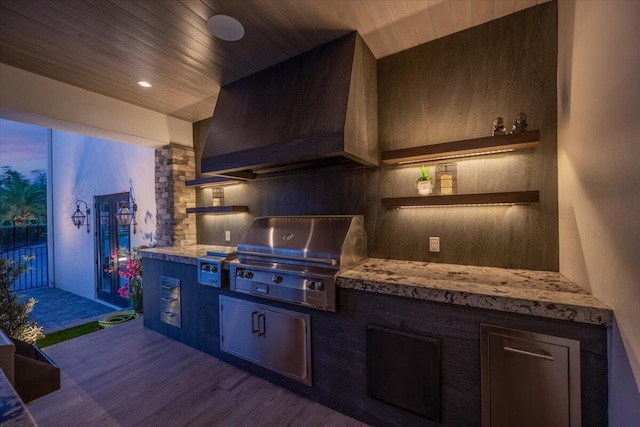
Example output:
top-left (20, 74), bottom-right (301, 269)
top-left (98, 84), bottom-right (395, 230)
top-left (201, 32), bottom-right (378, 177)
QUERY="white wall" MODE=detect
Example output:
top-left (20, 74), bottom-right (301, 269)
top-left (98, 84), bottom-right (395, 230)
top-left (0, 63), bottom-right (192, 148)
top-left (51, 129), bottom-right (156, 300)
top-left (557, 0), bottom-right (640, 423)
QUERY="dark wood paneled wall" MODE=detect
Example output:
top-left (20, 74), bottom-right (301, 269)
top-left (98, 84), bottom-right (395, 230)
top-left (194, 2), bottom-right (558, 271)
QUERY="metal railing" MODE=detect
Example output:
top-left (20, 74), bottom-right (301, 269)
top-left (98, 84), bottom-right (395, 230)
top-left (0, 226), bottom-right (48, 291)
top-left (0, 225), bottom-right (47, 251)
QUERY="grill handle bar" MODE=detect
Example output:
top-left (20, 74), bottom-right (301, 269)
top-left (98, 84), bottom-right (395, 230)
top-left (240, 251), bottom-right (337, 266)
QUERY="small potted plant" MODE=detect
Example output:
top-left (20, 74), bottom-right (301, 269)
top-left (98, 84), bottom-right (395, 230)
top-left (415, 165), bottom-right (433, 196)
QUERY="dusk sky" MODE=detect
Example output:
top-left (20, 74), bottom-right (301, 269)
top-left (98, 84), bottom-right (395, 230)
top-left (0, 118), bottom-right (48, 179)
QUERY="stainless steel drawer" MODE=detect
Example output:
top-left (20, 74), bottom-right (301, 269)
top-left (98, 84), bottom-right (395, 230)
top-left (160, 276), bottom-right (181, 328)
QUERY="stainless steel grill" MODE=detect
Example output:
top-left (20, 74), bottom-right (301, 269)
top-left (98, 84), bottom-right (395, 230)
top-left (229, 216), bottom-right (367, 311)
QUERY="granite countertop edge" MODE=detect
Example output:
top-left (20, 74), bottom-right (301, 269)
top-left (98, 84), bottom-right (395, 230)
top-left (336, 258), bottom-right (612, 326)
top-left (138, 247), bottom-right (611, 326)
top-left (139, 245), bottom-right (235, 265)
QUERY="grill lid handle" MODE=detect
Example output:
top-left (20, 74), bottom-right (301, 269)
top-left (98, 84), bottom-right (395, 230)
top-left (240, 251), bottom-right (337, 266)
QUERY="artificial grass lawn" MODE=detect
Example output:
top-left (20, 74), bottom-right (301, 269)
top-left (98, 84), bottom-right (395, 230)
top-left (36, 321), bottom-right (101, 348)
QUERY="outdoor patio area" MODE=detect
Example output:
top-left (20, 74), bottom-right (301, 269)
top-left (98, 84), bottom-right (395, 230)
top-left (26, 318), bottom-right (367, 426)
top-left (17, 287), bottom-right (119, 333)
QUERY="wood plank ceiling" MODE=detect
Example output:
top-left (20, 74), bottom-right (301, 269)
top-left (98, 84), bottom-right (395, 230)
top-left (0, 0), bottom-right (550, 123)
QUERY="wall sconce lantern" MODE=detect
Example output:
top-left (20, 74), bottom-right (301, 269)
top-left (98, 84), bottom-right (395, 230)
top-left (71, 199), bottom-right (91, 233)
top-left (116, 178), bottom-right (138, 234)
top-left (116, 202), bottom-right (133, 225)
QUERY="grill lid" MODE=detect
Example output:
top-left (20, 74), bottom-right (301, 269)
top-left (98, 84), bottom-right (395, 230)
top-left (237, 216), bottom-right (366, 269)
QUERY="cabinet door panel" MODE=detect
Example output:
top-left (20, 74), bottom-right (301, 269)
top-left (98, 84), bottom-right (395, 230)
top-left (489, 335), bottom-right (569, 427)
top-left (220, 297), bottom-right (259, 362)
top-left (481, 325), bottom-right (581, 427)
top-left (259, 308), bottom-right (310, 384)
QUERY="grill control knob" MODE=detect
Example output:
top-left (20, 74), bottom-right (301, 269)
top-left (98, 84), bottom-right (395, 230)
top-left (236, 269), bottom-right (245, 278)
top-left (304, 279), bottom-right (315, 290)
top-left (201, 264), bottom-right (211, 271)
top-left (211, 266), bottom-right (218, 273)
top-left (272, 275), bottom-right (283, 284)
top-left (245, 271), bottom-right (254, 279)
top-left (315, 280), bottom-right (325, 291)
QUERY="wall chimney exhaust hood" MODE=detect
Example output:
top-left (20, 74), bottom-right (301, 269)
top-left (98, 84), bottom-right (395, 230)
top-left (201, 32), bottom-right (378, 179)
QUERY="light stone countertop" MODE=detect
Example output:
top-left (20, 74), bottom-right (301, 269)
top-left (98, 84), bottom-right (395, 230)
top-left (138, 245), bottom-right (612, 326)
top-left (139, 245), bottom-right (236, 265)
top-left (336, 258), bottom-right (612, 326)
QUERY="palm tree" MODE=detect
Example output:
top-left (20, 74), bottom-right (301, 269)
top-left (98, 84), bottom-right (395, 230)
top-left (0, 167), bottom-right (47, 226)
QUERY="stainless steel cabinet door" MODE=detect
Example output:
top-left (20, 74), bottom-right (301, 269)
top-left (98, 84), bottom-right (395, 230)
top-left (258, 308), bottom-right (310, 384)
top-left (481, 325), bottom-right (581, 427)
top-left (219, 296), bottom-right (312, 385)
top-left (219, 297), bottom-right (260, 363)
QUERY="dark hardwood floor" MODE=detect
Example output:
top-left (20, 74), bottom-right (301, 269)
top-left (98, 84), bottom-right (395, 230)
top-left (27, 318), bottom-right (367, 427)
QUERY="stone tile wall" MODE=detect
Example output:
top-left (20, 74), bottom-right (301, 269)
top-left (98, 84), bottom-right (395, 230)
top-left (155, 144), bottom-right (196, 247)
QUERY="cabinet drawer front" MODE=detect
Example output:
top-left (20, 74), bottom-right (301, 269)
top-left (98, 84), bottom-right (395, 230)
top-left (160, 276), bottom-right (181, 328)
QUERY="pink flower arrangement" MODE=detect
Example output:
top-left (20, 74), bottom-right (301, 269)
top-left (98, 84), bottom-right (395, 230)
top-left (106, 246), bottom-right (147, 310)
top-left (117, 283), bottom-right (130, 298)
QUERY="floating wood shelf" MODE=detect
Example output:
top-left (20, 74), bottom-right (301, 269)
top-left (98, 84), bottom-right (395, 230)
top-left (382, 191), bottom-right (539, 208)
top-left (186, 206), bottom-right (249, 214)
top-left (382, 130), bottom-right (540, 164)
top-left (184, 176), bottom-right (243, 187)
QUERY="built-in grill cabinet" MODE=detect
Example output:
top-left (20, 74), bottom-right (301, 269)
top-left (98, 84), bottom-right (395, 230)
top-left (219, 296), bottom-right (311, 385)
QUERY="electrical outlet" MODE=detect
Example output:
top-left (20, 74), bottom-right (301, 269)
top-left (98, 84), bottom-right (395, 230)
top-left (429, 237), bottom-right (440, 253)
top-left (225, 230), bottom-right (231, 242)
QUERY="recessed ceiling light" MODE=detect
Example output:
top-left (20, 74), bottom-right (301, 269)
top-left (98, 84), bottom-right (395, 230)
top-left (137, 81), bottom-right (152, 88)
top-left (206, 14), bottom-right (245, 41)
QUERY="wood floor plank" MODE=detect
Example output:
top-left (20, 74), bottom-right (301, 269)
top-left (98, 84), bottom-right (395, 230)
top-left (27, 318), bottom-right (368, 427)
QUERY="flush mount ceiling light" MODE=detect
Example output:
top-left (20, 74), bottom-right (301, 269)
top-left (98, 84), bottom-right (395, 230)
top-left (137, 81), bottom-right (152, 88)
top-left (206, 14), bottom-right (245, 41)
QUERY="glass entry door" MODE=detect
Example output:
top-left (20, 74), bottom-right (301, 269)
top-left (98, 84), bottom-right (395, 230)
top-left (96, 193), bottom-right (130, 307)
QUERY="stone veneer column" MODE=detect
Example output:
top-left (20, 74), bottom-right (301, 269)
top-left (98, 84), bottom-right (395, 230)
top-left (155, 144), bottom-right (196, 247)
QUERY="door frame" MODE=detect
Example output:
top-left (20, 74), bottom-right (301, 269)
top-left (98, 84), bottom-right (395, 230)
top-left (95, 192), bottom-right (131, 307)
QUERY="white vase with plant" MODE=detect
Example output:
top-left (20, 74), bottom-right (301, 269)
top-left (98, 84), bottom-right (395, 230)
top-left (415, 165), bottom-right (433, 196)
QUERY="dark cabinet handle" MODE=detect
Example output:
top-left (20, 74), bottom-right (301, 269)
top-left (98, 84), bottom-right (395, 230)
top-left (258, 313), bottom-right (266, 337)
top-left (251, 311), bottom-right (259, 334)
top-left (503, 345), bottom-right (554, 361)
